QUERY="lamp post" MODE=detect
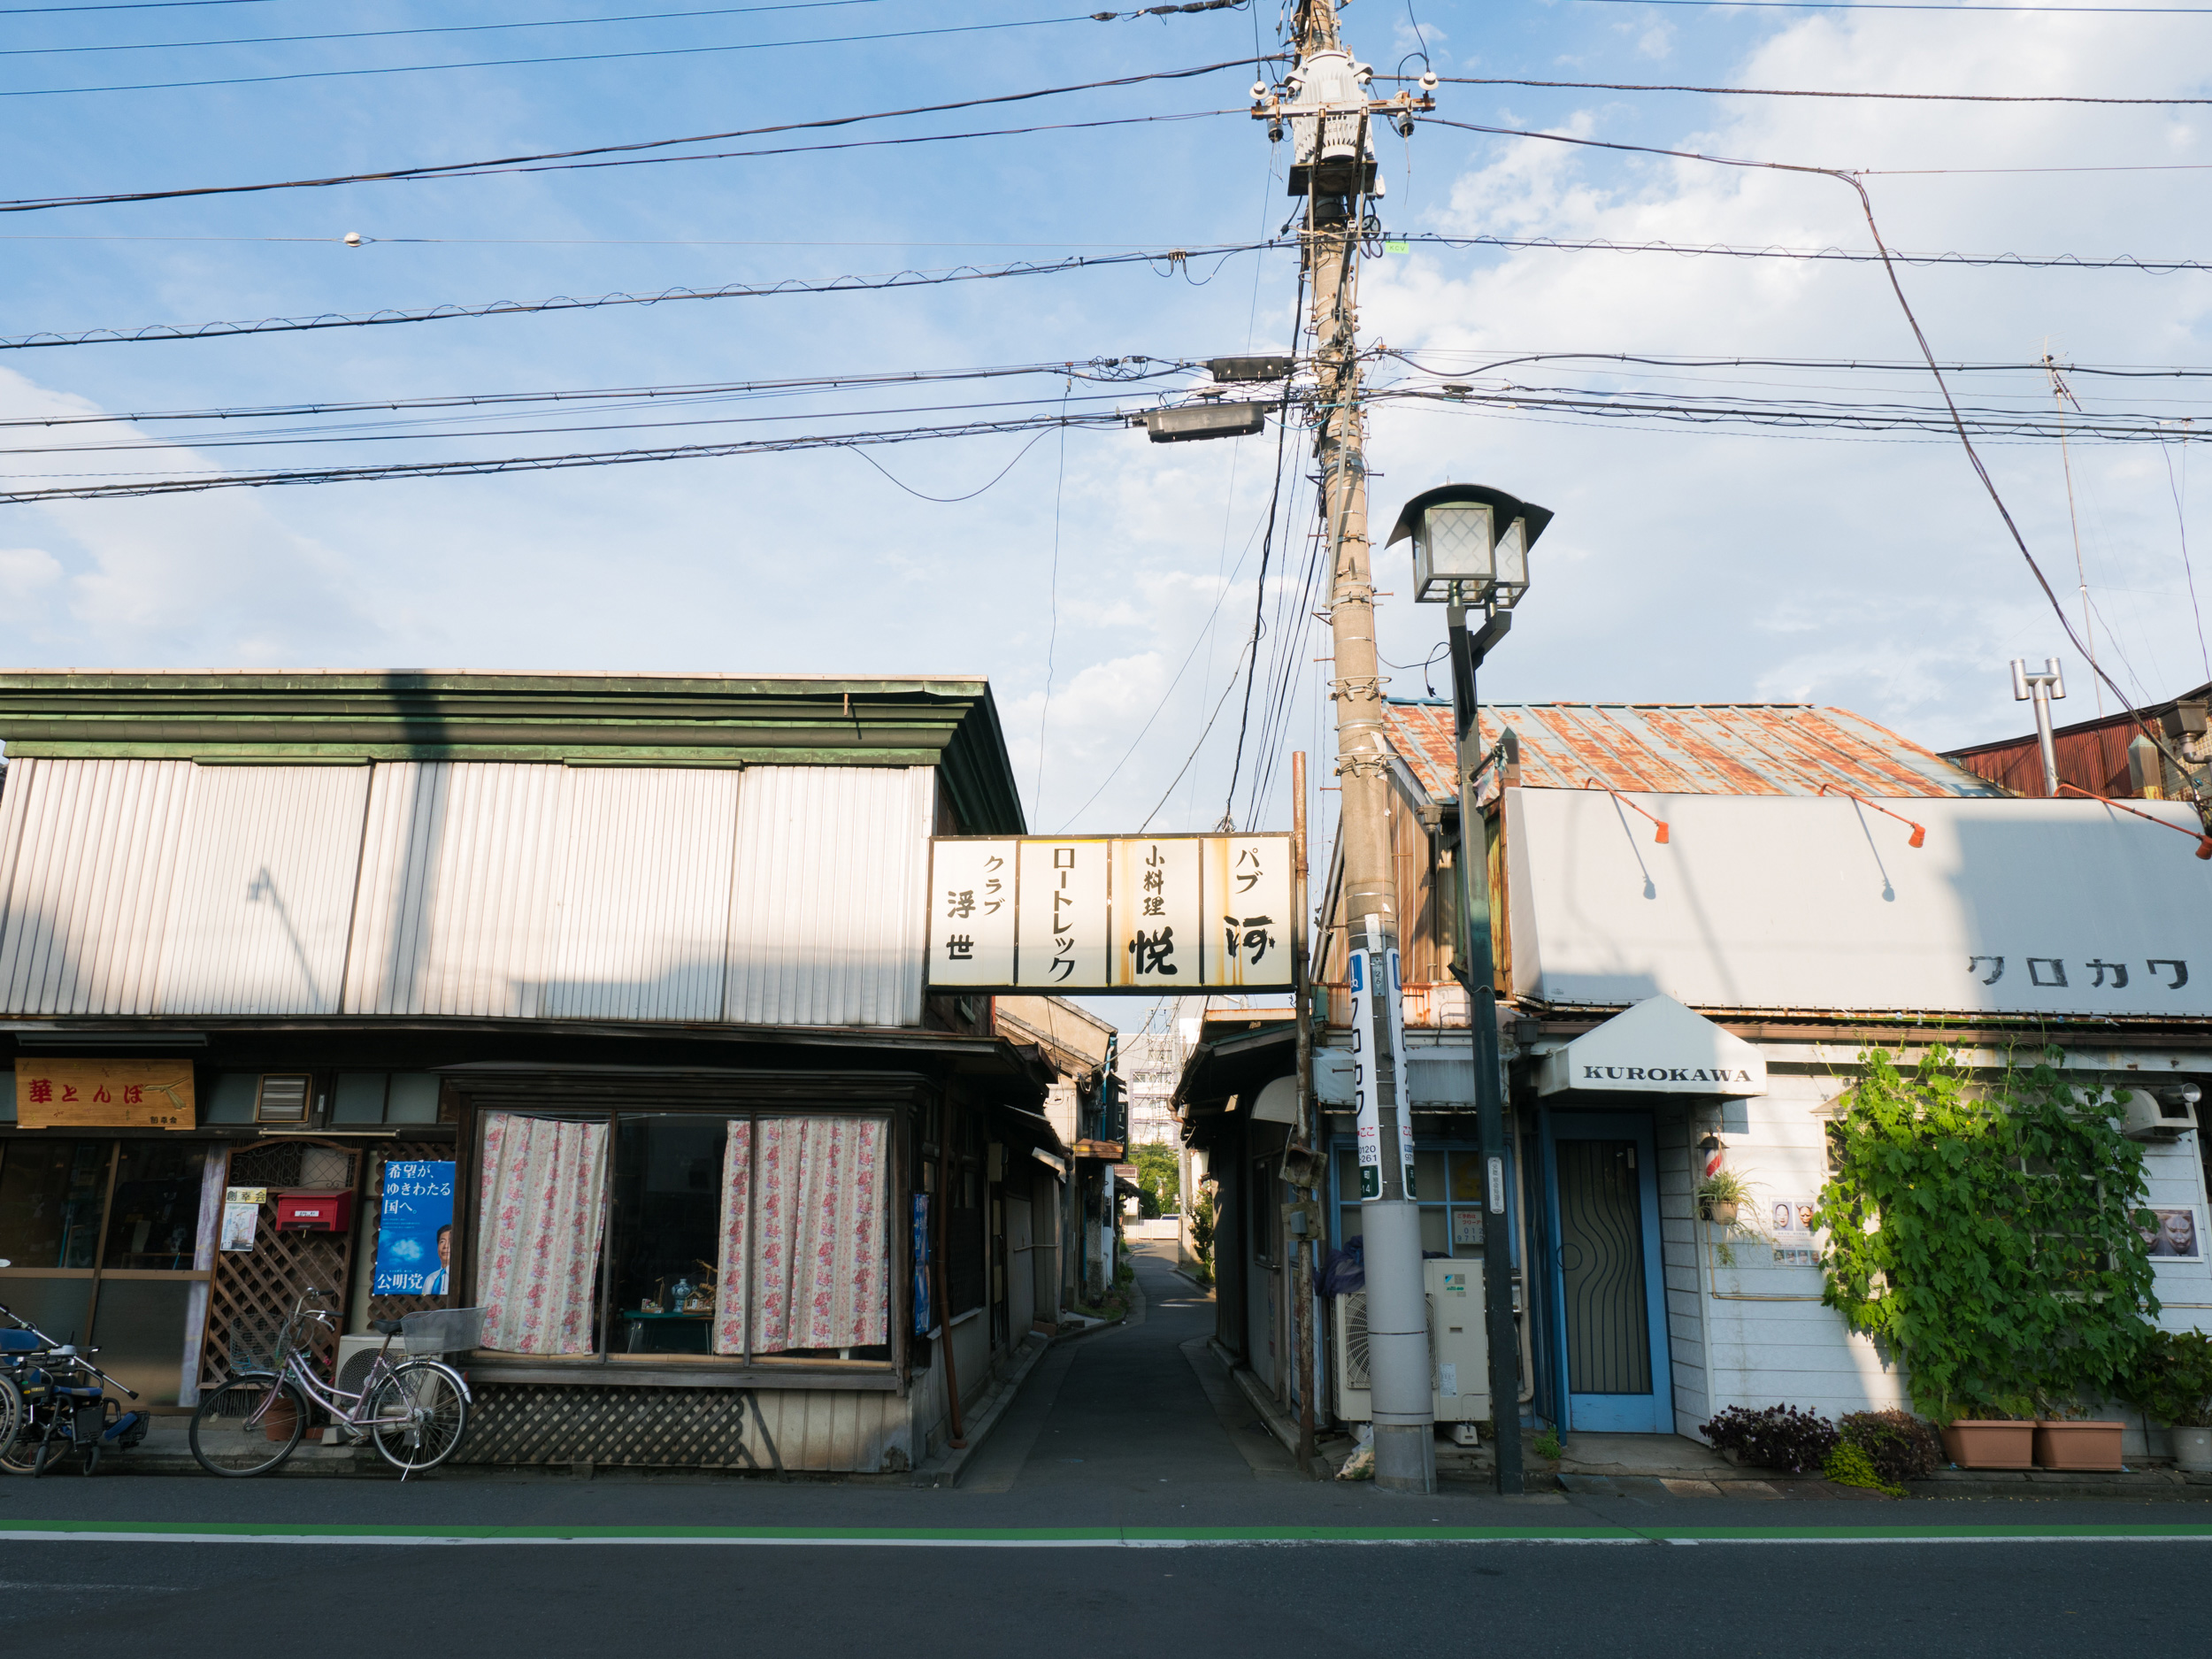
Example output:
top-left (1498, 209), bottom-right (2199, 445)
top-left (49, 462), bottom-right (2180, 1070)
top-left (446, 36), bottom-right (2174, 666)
top-left (1386, 483), bottom-right (1552, 1496)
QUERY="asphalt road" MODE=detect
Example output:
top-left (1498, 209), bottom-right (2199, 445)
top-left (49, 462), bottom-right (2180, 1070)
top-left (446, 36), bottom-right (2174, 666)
top-left (1, 1245), bottom-right (2207, 1656)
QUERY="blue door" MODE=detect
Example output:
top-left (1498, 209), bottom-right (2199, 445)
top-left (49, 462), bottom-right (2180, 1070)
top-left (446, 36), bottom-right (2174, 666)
top-left (1541, 1111), bottom-right (1672, 1434)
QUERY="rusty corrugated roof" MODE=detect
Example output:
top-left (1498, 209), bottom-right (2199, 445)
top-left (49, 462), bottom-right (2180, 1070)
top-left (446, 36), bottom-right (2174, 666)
top-left (1382, 700), bottom-right (2010, 800)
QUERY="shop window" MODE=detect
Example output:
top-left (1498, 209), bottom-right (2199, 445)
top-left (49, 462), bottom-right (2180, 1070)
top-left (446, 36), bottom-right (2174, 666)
top-left (334, 1071), bottom-right (443, 1125)
top-left (472, 1110), bottom-right (892, 1368)
top-left (102, 1142), bottom-right (206, 1271)
top-left (1330, 1143), bottom-right (1490, 1263)
top-left (0, 1140), bottom-right (112, 1268)
top-left (610, 1117), bottom-right (726, 1356)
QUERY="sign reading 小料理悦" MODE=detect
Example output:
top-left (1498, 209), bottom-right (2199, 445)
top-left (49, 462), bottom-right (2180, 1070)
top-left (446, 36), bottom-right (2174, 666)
top-left (926, 833), bottom-right (1294, 993)
top-left (13, 1058), bottom-right (196, 1130)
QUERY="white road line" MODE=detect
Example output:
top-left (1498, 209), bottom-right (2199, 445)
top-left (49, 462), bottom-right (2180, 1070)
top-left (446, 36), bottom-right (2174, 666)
top-left (0, 1530), bottom-right (2206, 1549)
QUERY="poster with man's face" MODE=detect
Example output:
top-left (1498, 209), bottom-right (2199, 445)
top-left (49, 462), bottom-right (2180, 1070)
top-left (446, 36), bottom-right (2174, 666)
top-left (373, 1160), bottom-right (457, 1295)
top-left (2142, 1208), bottom-right (2202, 1259)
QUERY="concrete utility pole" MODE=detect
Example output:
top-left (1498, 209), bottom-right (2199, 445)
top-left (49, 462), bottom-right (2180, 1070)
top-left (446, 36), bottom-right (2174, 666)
top-left (1266, 0), bottom-right (1436, 1494)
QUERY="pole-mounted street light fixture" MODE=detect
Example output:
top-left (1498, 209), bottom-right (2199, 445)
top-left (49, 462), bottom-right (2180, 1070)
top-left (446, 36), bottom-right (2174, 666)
top-left (1387, 480), bottom-right (1551, 1497)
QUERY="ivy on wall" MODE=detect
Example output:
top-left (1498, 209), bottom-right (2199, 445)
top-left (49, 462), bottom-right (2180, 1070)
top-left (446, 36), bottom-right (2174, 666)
top-left (1816, 1046), bottom-right (2160, 1423)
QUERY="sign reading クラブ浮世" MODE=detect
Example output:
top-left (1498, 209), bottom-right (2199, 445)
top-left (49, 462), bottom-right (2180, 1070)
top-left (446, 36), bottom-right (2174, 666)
top-left (926, 833), bottom-right (1294, 993)
top-left (13, 1058), bottom-right (196, 1130)
top-left (373, 1160), bottom-right (457, 1296)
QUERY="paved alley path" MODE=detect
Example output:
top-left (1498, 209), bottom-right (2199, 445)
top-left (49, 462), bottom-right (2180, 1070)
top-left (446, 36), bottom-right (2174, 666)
top-left (957, 1240), bottom-right (1302, 1493)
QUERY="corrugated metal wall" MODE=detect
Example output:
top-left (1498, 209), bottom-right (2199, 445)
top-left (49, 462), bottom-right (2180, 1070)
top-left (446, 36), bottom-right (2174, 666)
top-left (344, 762), bottom-right (571, 1018)
top-left (725, 765), bottom-right (932, 1027)
top-left (541, 767), bottom-right (741, 1022)
top-left (0, 757), bottom-right (196, 1015)
top-left (157, 765), bottom-right (373, 1016)
top-left (0, 757), bottom-right (932, 1025)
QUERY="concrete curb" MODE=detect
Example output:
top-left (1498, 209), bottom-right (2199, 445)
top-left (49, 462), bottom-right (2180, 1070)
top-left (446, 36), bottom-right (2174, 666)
top-left (1213, 1342), bottom-right (1332, 1480)
top-left (909, 1333), bottom-right (1055, 1490)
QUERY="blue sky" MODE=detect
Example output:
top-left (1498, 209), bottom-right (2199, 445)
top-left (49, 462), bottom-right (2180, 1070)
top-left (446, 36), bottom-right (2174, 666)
top-left (4, 0), bottom-right (2212, 868)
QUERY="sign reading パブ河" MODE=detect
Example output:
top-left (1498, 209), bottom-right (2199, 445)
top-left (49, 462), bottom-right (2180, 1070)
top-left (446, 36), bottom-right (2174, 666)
top-left (926, 833), bottom-right (1294, 992)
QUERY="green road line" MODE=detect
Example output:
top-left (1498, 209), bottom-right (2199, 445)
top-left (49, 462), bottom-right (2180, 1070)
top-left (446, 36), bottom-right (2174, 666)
top-left (4, 1519), bottom-right (2212, 1547)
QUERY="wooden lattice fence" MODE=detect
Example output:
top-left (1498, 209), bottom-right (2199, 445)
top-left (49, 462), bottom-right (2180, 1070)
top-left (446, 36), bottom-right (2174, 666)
top-left (197, 1141), bottom-right (360, 1390)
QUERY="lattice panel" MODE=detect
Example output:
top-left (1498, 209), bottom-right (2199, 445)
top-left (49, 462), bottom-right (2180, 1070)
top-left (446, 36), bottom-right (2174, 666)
top-left (366, 1141), bottom-right (456, 1328)
top-left (459, 1384), bottom-right (773, 1470)
top-left (197, 1142), bottom-right (360, 1391)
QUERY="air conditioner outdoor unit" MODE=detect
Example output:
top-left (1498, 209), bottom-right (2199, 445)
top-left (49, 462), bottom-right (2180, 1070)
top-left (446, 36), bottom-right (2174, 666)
top-left (2121, 1084), bottom-right (2200, 1141)
top-left (1332, 1259), bottom-right (1492, 1425)
top-left (328, 1333), bottom-right (396, 1442)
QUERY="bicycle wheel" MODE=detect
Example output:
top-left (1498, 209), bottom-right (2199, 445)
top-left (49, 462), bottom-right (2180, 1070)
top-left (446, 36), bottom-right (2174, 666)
top-left (367, 1360), bottom-right (468, 1475)
top-left (0, 1374), bottom-right (19, 1464)
top-left (189, 1374), bottom-right (307, 1477)
top-left (0, 1410), bottom-right (41, 1477)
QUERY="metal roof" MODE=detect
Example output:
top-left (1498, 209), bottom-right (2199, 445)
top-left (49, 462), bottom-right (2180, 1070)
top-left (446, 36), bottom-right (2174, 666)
top-left (0, 669), bottom-right (1025, 835)
top-left (1381, 699), bottom-right (2008, 801)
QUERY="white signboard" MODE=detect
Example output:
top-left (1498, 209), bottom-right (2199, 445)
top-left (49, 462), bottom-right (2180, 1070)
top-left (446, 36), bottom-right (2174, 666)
top-left (926, 833), bottom-right (1294, 992)
top-left (1348, 941), bottom-right (1417, 1200)
top-left (1505, 789), bottom-right (2212, 1017)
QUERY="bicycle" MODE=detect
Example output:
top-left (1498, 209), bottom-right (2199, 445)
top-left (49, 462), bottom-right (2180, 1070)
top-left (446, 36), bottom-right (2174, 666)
top-left (188, 1291), bottom-right (479, 1479)
top-left (0, 1288), bottom-right (147, 1478)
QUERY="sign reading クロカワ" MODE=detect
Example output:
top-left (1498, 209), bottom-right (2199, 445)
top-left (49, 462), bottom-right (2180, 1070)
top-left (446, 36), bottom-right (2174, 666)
top-left (926, 833), bottom-right (1294, 993)
top-left (13, 1058), bottom-right (196, 1130)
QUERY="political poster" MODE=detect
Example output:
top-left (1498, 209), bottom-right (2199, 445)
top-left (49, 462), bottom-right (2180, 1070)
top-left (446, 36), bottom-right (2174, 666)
top-left (373, 1159), bottom-right (457, 1296)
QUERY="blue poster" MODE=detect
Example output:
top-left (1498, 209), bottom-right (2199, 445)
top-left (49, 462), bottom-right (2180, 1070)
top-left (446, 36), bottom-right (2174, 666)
top-left (373, 1160), bottom-right (456, 1296)
top-left (911, 1194), bottom-right (933, 1335)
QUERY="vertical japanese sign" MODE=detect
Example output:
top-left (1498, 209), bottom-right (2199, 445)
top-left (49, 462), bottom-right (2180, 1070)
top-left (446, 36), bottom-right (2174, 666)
top-left (1348, 934), bottom-right (1416, 1202)
top-left (1204, 835), bottom-right (1290, 988)
top-left (1111, 837), bottom-right (1201, 987)
top-left (1015, 839), bottom-right (1110, 987)
top-left (927, 838), bottom-right (1018, 986)
top-left (373, 1160), bottom-right (457, 1296)
top-left (14, 1058), bottom-right (195, 1130)
top-left (924, 833), bottom-right (1294, 991)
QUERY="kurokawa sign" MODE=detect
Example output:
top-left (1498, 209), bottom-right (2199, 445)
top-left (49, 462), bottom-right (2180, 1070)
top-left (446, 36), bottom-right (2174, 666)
top-left (1535, 995), bottom-right (1767, 1098)
top-left (926, 833), bottom-right (1294, 993)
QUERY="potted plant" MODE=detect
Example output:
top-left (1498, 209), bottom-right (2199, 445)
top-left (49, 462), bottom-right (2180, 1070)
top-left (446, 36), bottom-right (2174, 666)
top-left (1696, 1167), bottom-right (1753, 1226)
top-left (2125, 1329), bottom-right (2212, 1471)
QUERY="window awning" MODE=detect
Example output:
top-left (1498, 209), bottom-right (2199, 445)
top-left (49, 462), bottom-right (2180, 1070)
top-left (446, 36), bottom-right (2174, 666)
top-left (1536, 995), bottom-right (1766, 1097)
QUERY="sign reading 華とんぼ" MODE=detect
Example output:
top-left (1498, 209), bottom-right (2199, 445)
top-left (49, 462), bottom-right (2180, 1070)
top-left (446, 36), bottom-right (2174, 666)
top-left (927, 833), bottom-right (1294, 992)
top-left (14, 1057), bottom-right (196, 1130)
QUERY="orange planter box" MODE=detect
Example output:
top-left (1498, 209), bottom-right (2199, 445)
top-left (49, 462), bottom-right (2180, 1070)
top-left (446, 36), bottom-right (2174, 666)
top-left (2032, 1420), bottom-right (2124, 1471)
top-left (1940, 1420), bottom-right (2036, 1469)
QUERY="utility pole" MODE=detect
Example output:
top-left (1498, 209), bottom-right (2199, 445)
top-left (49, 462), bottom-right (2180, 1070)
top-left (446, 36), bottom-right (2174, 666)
top-left (2011, 657), bottom-right (2067, 795)
top-left (1261, 0), bottom-right (1435, 1494)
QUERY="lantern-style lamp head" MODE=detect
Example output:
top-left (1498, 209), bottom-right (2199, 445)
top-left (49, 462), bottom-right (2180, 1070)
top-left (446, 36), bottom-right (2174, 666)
top-left (1386, 483), bottom-right (1553, 609)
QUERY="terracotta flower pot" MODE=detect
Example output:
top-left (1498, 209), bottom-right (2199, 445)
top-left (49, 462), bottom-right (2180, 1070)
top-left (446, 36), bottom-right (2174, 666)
top-left (1940, 1419), bottom-right (2036, 1470)
top-left (2170, 1425), bottom-right (2212, 1471)
top-left (2033, 1419), bottom-right (2124, 1471)
top-left (263, 1395), bottom-right (298, 1443)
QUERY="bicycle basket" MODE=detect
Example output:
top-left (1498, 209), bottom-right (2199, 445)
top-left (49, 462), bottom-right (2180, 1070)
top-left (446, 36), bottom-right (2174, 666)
top-left (400, 1307), bottom-right (485, 1356)
top-left (227, 1317), bottom-right (285, 1376)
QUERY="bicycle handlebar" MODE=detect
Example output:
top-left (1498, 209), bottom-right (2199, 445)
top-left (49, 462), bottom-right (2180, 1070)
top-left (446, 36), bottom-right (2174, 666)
top-left (0, 1302), bottom-right (138, 1398)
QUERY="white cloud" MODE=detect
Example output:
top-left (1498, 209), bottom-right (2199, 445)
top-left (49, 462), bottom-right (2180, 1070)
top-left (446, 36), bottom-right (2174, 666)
top-left (1357, 11), bottom-right (2212, 749)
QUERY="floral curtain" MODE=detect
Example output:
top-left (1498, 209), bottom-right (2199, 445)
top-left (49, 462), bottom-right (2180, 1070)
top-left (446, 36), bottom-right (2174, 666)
top-left (475, 1114), bottom-right (609, 1356)
top-left (713, 1115), bottom-right (887, 1356)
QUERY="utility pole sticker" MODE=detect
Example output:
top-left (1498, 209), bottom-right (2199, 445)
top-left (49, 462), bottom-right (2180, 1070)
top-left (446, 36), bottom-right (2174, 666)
top-left (1349, 934), bottom-right (1417, 1202)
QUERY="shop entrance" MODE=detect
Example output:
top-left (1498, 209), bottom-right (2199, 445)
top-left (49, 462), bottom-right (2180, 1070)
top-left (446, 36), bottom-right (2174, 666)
top-left (1540, 1110), bottom-right (1671, 1433)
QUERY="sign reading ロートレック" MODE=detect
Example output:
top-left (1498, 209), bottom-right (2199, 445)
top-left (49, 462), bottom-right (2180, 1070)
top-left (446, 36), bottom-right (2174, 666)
top-left (13, 1058), bottom-right (196, 1130)
top-left (926, 833), bottom-right (1294, 992)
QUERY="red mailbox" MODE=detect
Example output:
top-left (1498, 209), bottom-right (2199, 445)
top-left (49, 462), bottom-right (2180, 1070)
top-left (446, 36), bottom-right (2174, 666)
top-left (275, 1191), bottom-right (353, 1233)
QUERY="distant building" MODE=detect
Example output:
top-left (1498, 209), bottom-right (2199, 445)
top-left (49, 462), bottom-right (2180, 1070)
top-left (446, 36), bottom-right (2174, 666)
top-left (1119, 1030), bottom-right (1186, 1150)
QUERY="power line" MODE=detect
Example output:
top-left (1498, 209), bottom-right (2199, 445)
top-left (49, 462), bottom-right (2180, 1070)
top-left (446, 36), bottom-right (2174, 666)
top-left (0, 0), bottom-right (272, 11)
top-left (0, 358), bottom-right (1188, 429)
top-left (1390, 231), bottom-right (2212, 273)
top-left (0, 241), bottom-right (1272, 351)
top-left (0, 1), bottom-right (890, 58)
top-left (1405, 73), bottom-right (2212, 105)
top-left (0, 10), bottom-right (1248, 99)
top-left (0, 409), bottom-right (1132, 503)
top-left (1385, 347), bottom-right (2212, 380)
top-left (1573, 0), bottom-right (2212, 12)
top-left (0, 57), bottom-right (1265, 212)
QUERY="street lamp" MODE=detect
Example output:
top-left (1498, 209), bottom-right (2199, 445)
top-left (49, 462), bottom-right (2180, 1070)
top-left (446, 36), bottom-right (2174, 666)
top-left (1386, 481), bottom-right (1552, 1497)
